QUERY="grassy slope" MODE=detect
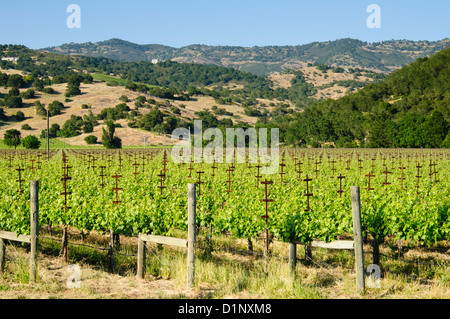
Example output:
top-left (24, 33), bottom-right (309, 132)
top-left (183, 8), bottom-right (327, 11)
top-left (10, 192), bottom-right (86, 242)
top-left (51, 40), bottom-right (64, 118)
top-left (91, 73), bottom-right (160, 89)
top-left (269, 66), bottom-right (382, 100)
top-left (0, 71), bottom-right (268, 147)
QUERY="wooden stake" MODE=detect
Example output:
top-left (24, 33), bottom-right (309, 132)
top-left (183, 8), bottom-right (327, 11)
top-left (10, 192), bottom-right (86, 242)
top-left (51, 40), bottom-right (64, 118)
top-left (351, 186), bottom-right (365, 295)
top-left (260, 179), bottom-right (274, 261)
top-left (29, 180), bottom-right (39, 283)
top-left (187, 183), bottom-right (196, 290)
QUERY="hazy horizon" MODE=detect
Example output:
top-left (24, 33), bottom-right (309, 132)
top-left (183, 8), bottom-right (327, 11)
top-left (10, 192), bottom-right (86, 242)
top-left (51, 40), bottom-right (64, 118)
top-left (37, 36), bottom-right (450, 51)
top-left (0, 0), bottom-right (448, 50)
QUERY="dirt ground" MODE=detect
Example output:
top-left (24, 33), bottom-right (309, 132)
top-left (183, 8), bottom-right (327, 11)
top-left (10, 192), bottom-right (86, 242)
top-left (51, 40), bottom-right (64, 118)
top-left (0, 249), bottom-right (209, 299)
top-left (1, 240), bottom-right (449, 299)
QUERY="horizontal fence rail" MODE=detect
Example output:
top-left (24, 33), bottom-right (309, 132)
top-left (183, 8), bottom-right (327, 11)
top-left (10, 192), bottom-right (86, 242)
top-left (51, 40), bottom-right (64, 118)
top-left (139, 234), bottom-right (188, 248)
top-left (0, 231), bottom-right (31, 244)
top-left (0, 180), bottom-right (39, 283)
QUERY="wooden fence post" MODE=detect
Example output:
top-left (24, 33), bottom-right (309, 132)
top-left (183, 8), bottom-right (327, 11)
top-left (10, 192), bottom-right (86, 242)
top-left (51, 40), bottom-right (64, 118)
top-left (30, 180), bottom-right (39, 283)
top-left (137, 233), bottom-right (145, 279)
top-left (108, 230), bottom-right (114, 272)
top-left (187, 183), bottom-right (196, 290)
top-left (0, 238), bottom-right (5, 273)
top-left (351, 186), bottom-right (365, 294)
top-left (288, 242), bottom-right (296, 273)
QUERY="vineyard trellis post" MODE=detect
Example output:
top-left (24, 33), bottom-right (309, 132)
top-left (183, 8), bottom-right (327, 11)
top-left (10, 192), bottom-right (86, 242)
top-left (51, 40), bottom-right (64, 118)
top-left (136, 233), bottom-right (145, 279)
top-left (187, 183), bottom-right (196, 290)
top-left (0, 234), bottom-right (5, 272)
top-left (260, 179), bottom-right (274, 269)
top-left (29, 180), bottom-right (39, 283)
top-left (16, 166), bottom-right (25, 192)
top-left (303, 171), bottom-right (313, 265)
top-left (351, 186), bottom-right (365, 294)
top-left (60, 152), bottom-right (72, 262)
top-left (110, 173), bottom-right (123, 272)
top-left (0, 180), bottom-right (39, 282)
top-left (288, 242), bottom-right (296, 274)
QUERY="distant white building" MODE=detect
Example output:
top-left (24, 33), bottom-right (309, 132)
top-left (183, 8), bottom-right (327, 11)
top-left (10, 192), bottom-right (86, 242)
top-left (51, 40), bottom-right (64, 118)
top-left (1, 57), bottom-right (19, 62)
top-left (151, 59), bottom-right (159, 64)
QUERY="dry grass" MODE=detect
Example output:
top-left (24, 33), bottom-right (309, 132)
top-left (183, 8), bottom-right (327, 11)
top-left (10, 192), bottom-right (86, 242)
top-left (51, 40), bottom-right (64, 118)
top-left (0, 69), bottom-right (261, 147)
top-left (1, 228), bottom-right (448, 299)
top-left (268, 66), bottom-right (376, 100)
top-left (268, 73), bottom-right (295, 89)
top-left (0, 251), bottom-right (187, 299)
top-left (301, 66), bottom-right (373, 100)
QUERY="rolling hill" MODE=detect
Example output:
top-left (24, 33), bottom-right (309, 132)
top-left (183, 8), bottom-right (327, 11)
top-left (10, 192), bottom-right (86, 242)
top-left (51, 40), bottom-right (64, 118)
top-left (41, 38), bottom-right (450, 75)
top-left (1, 42), bottom-right (449, 149)
top-left (277, 46), bottom-right (450, 148)
top-left (0, 70), bottom-right (270, 147)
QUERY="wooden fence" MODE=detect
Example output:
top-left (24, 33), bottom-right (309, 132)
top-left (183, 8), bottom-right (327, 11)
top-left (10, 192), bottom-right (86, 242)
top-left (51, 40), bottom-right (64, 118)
top-left (0, 180), bottom-right (39, 283)
top-left (287, 186), bottom-right (365, 293)
top-left (0, 182), bottom-right (366, 293)
top-left (136, 183), bottom-right (197, 290)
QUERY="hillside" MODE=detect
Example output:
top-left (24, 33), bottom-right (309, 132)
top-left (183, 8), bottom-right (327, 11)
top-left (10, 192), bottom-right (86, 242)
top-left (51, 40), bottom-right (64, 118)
top-left (1, 44), bottom-right (383, 113)
top-left (0, 69), bottom-right (280, 147)
top-left (269, 65), bottom-right (384, 100)
top-left (1, 43), bottom-right (448, 149)
top-left (276, 46), bottom-right (450, 148)
top-left (41, 38), bottom-right (450, 75)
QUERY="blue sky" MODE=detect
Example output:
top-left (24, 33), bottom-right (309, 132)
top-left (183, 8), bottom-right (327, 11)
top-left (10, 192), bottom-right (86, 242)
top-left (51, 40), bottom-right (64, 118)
top-left (0, 0), bottom-right (449, 49)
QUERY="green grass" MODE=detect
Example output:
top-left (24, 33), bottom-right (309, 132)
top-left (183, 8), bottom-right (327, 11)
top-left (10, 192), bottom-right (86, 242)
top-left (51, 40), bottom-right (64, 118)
top-left (92, 73), bottom-right (161, 89)
top-left (0, 138), bottom-right (80, 150)
top-left (92, 73), bottom-right (130, 86)
top-left (0, 138), bottom-right (174, 150)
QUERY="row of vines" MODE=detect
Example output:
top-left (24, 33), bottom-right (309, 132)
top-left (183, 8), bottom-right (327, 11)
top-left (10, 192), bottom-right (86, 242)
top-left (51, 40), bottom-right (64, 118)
top-left (0, 148), bottom-right (448, 259)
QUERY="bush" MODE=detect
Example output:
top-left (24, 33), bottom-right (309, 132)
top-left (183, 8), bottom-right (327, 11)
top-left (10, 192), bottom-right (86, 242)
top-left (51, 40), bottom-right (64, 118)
top-left (13, 111), bottom-right (25, 121)
top-left (171, 107), bottom-right (181, 115)
top-left (59, 115), bottom-right (83, 137)
top-left (21, 124), bottom-right (32, 130)
top-left (83, 122), bottom-right (94, 133)
top-left (47, 100), bottom-right (64, 117)
top-left (6, 74), bottom-right (25, 88)
top-left (21, 135), bottom-right (41, 149)
top-left (42, 87), bottom-right (55, 94)
top-left (4, 95), bottom-right (23, 108)
top-left (136, 96), bottom-right (146, 104)
top-left (8, 87), bottom-right (20, 96)
top-left (84, 135), bottom-right (98, 144)
top-left (35, 101), bottom-right (47, 116)
top-left (21, 89), bottom-right (35, 99)
top-left (40, 123), bottom-right (60, 139)
top-left (83, 74), bottom-right (93, 84)
top-left (3, 129), bottom-right (22, 149)
top-left (102, 120), bottom-right (122, 149)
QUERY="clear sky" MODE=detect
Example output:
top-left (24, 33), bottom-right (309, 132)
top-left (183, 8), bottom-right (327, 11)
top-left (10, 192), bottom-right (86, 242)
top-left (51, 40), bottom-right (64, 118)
top-left (0, 0), bottom-right (449, 49)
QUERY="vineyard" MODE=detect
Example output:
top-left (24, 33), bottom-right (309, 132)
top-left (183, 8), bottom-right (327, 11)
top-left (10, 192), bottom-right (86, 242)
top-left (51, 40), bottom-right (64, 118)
top-left (0, 147), bottom-right (449, 298)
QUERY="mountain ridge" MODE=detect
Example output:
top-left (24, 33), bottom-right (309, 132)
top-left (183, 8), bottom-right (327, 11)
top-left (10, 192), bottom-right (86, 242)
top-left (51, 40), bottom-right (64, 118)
top-left (41, 38), bottom-right (450, 75)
